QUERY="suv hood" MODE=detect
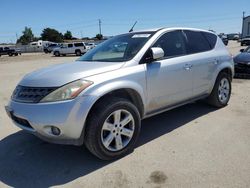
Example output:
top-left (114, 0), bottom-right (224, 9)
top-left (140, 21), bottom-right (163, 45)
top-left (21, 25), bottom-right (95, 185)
top-left (19, 61), bottom-right (124, 87)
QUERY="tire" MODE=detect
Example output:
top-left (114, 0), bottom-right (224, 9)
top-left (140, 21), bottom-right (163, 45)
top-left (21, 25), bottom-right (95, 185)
top-left (8, 53), bottom-right (13, 57)
top-left (85, 97), bottom-right (141, 160)
top-left (206, 72), bottom-right (231, 108)
top-left (54, 51), bottom-right (60, 57)
top-left (75, 50), bottom-right (81, 56)
top-left (44, 49), bottom-right (48, 53)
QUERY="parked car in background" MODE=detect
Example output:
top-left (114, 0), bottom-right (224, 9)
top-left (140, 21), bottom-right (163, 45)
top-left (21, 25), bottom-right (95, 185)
top-left (5, 27), bottom-right (234, 160)
top-left (218, 34), bottom-right (228, 46)
top-left (44, 43), bottom-right (61, 53)
top-left (0, 47), bottom-right (21, 57)
top-left (234, 46), bottom-right (250, 75)
top-left (241, 36), bottom-right (250, 46)
top-left (53, 42), bottom-right (87, 56)
top-left (85, 42), bottom-right (96, 50)
top-left (227, 33), bottom-right (240, 40)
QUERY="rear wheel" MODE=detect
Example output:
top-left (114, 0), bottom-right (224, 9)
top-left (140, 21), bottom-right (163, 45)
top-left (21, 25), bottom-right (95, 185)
top-left (75, 50), bottom-right (81, 56)
top-left (206, 72), bottom-right (231, 107)
top-left (85, 97), bottom-right (141, 160)
top-left (54, 51), bottom-right (60, 57)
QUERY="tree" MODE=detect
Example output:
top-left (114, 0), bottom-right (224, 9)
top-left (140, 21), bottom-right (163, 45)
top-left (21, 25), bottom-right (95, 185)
top-left (63, 30), bottom-right (73, 40)
top-left (96, 34), bottom-right (103, 40)
top-left (16, 27), bottom-right (34, 44)
top-left (41, 28), bottom-right (63, 42)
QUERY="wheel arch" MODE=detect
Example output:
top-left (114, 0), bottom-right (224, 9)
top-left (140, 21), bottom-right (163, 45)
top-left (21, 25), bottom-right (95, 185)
top-left (79, 87), bottom-right (145, 144)
top-left (209, 65), bottom-right (233, 94)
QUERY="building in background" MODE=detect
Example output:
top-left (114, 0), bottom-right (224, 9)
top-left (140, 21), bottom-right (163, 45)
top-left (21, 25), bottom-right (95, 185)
top-left (242, 14), bottom-right (250, 38)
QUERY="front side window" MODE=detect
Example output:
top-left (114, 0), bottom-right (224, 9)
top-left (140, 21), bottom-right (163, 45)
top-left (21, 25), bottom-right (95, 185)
top-left (184, 30), bottom-right (211, 54)
top-left (78, 32), bottom-right (154, 62)
top-left (152, 30), bottom-right (186, 58)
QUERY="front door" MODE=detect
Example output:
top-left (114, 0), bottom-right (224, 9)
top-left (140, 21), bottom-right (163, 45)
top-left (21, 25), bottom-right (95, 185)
top-left (145, 30), bottom-right (193, 113)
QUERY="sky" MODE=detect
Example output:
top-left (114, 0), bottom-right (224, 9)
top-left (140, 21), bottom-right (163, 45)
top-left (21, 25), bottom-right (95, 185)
top-left (0, 0), bottom-right (249, 43)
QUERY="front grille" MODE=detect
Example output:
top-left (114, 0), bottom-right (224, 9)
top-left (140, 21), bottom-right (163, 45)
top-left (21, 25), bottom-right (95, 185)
top-left (237, 62), bottom-right (250, 68)
top-left (10, 113), bottom-right (33, 129)
top-left (12, 86), bottom-right (57, 103)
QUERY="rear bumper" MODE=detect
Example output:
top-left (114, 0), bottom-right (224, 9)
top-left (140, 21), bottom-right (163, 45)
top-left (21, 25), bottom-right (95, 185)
top-left (5, 95), bottom-right (97, 145)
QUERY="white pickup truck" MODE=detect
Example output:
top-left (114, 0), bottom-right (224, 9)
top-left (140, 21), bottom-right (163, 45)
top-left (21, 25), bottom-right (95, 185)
top-left (53, 42), bottom-right (88, 56)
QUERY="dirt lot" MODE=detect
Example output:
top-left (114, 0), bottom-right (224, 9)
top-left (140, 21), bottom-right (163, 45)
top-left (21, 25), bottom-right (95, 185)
top-left (0, 41), bottom-right (249, 188)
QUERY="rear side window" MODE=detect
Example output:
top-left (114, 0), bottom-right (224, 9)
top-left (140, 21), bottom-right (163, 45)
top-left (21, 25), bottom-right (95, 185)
top-left (153, 30), bottom-right (186, 58)
top-left (68, 44), bottom-right (73, 48)
top-left (74, 43), bottom-right (84, 47)
top-left (184, 30), bottom-right (211, 54)
top-left (202, 32), bottom-right (217, 49)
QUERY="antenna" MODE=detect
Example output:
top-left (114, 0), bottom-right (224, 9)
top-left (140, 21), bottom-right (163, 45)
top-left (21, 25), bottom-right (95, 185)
top-left (129, 21), bottom-right (137, 32)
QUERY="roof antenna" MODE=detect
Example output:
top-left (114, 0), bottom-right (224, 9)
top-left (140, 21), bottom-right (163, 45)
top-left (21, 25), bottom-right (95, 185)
top-left (129, 21), bottom-right (137, 32)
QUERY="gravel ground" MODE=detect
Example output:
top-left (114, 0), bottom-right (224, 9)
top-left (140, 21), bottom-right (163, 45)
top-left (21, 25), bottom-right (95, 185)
top-left (0, 41), bottom-right (249, 188)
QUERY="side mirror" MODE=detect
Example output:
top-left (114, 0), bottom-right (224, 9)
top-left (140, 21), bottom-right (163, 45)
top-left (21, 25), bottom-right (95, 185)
top-left (151, 47), bottom-right (164, 60)
top-left (240, 49), bottom-right (244, 53)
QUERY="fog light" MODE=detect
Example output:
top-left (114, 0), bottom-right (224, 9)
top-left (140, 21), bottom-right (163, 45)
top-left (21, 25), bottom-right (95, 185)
top-left (51, 126), bottom-right (61, 136)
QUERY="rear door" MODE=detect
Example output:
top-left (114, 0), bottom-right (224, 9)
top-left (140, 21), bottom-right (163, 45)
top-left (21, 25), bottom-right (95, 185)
top-left (145, 30), bottom-right (193, 113)
top-left (183, 30), bottom-right (218, 97)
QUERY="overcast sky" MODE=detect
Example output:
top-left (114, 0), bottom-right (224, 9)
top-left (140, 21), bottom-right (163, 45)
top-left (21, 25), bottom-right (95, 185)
top-left (0, 0), bottom-right (249, 43)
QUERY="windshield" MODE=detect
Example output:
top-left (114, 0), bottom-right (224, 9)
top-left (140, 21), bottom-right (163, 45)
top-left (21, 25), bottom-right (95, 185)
top-left (244, 46), bottom-right (250, 53)
top-left (78, 32), bottom-right (154, 62)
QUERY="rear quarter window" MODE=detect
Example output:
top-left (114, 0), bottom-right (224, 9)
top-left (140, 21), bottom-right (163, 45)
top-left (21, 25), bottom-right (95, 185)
top-left (202, 32), bottom-right (217, 49)
top-left (184, 30), bottom-right (211, 54)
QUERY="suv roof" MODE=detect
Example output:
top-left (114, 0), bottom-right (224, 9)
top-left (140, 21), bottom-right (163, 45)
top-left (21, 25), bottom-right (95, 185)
top-left (134, 27), bottom-right (215, 34)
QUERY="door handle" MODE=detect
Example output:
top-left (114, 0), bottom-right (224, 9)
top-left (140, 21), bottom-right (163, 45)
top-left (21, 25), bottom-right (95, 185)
top-left (184, 64), bottom-right (192, 70)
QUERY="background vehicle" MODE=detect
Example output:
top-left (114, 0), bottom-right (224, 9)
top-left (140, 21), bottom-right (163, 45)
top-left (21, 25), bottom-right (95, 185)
top-left (44, 43), bottom-right (61, 53)
top-left (85, 42), bottom-right (96, 50)
top-left (218, 34), bottom-right (228, 46)
top-left (0, 47), bottom-right (21, 57)
top-left (234, 46), bottom-right (250, 75)
top-left (227, 33), bottom-right (240, 40)
top-left (53, 42), bottom-right (87, 56)
top-left (6, 28), bottom-right (234, 160)
top-left (241, 36), bottom-right (250, 46)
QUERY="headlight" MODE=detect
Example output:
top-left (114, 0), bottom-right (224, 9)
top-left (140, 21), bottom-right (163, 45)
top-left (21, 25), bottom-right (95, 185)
top-left (40, 79), bottom-right (93, 102)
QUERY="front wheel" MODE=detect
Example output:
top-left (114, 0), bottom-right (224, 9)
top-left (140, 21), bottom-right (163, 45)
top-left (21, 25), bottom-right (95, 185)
top-left (206, 72), bottom-right (231, 108)
top-left (84, 98), bottom-right (141, 160)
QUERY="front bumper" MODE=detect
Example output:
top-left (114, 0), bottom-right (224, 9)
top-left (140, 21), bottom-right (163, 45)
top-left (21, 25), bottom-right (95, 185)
top-left (5, 95), bottom-right (97, 145)
top-left (235, 63), bottom-right (250, 74)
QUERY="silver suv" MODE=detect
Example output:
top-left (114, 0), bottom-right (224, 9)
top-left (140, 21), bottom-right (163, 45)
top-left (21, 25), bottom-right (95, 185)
top-left (53, 42), bottom-right (87, 56)
top-left (5, 28), bottom-right (234, 160)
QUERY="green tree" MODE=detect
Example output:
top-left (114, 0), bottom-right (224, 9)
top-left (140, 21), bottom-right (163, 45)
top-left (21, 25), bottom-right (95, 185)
top-left (96, 34), bottom-right (103, 40)
top-left (16, 27), bottom-right (34, 44)
top-left (63, 30), bottom-right (73, 40)
top-left (41, 28), bottom-right (63, 42)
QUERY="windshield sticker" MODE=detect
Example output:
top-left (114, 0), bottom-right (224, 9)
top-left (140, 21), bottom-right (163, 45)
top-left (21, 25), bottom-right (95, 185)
top-left (132, 34), bottom-right (151, 38)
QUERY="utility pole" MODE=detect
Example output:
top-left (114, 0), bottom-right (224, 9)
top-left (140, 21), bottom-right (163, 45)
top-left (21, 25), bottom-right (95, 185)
top-left (15, 33), bottom-right (18, 42)
top-left (98, 19), bottom-right (102, 35)
top-left (241, 11), bottom-right (245, 39)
